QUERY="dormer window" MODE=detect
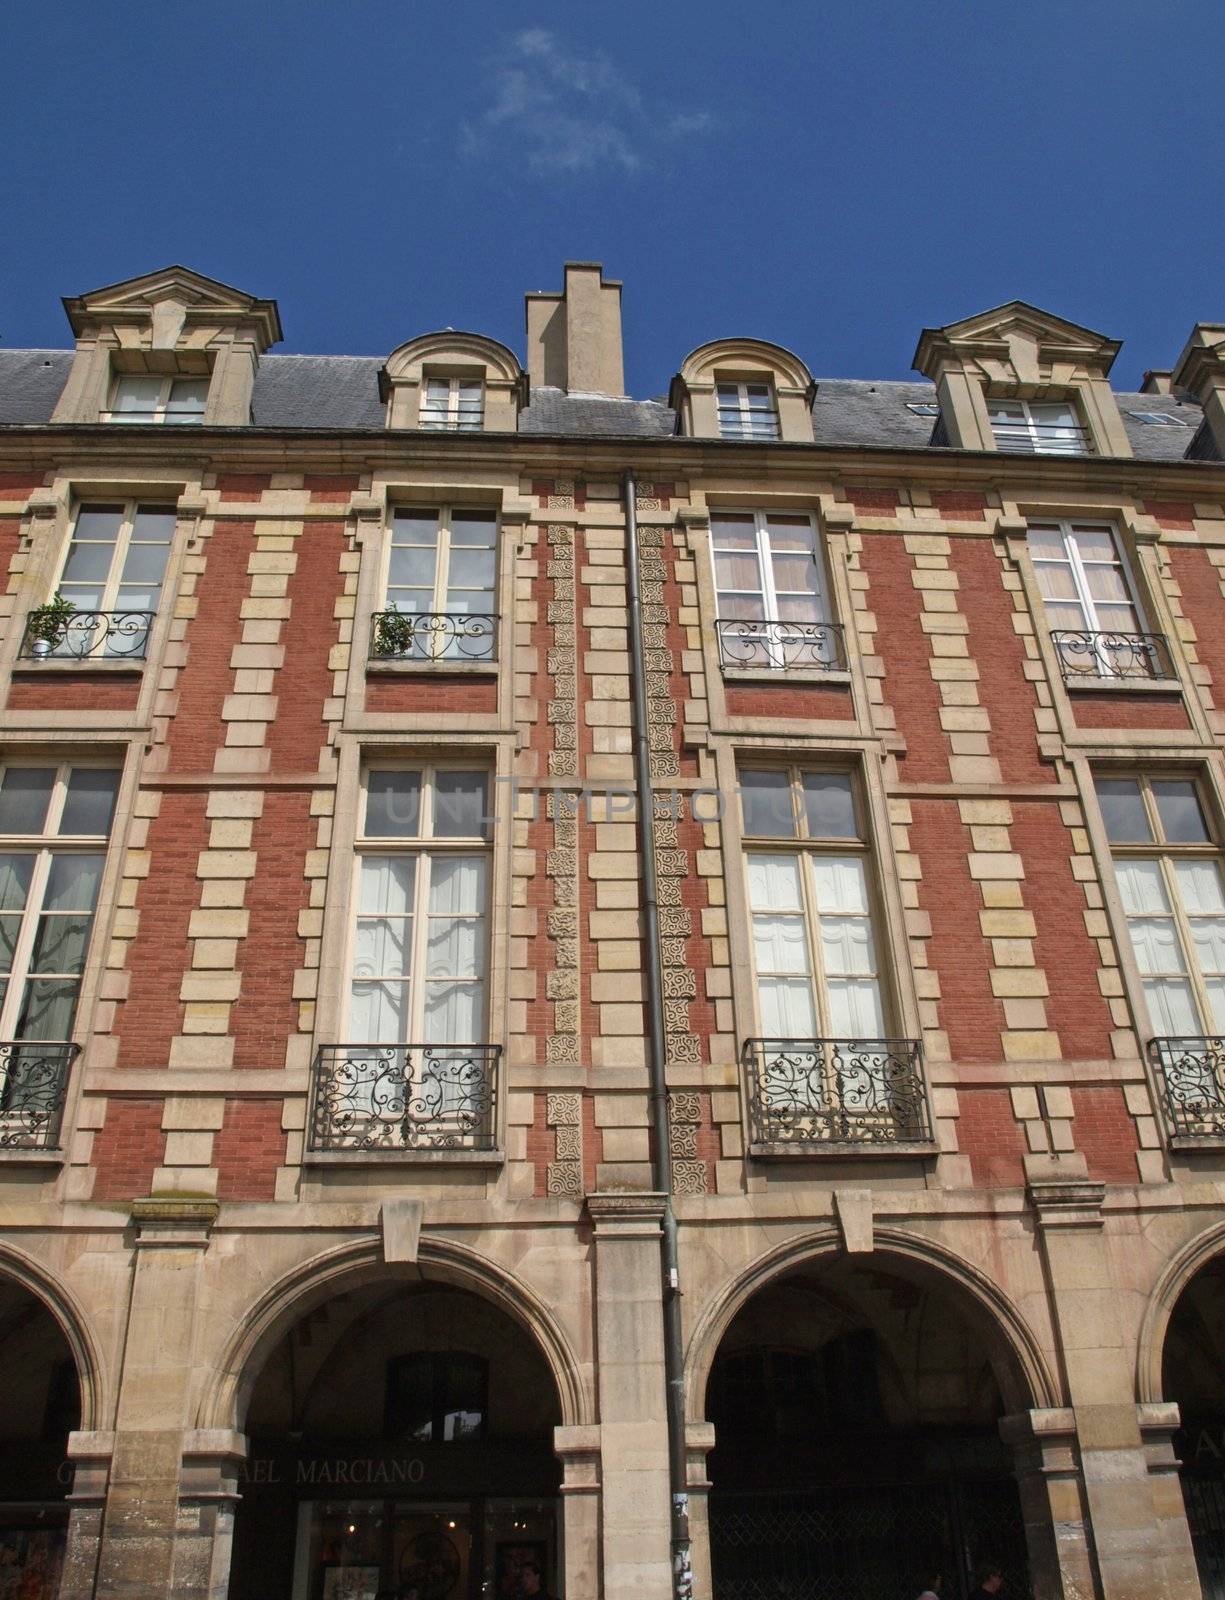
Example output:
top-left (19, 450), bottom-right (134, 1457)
top-left (717, 381), bottom-right (780, 441)
top-left (987, 398), bottom-right (1088, 456)
top-left (104, 373), bottom-right (209, 425)
top-left (420, 377), bottom-right (484, 432)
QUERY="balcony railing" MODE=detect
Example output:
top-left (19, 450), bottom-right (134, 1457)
top-left (1150, 1036), bottom-right (1225, 1139)
top-left (369, 611), bottom-right (497, 663)
top-left (744, 1037), bottom-right (931, 1148)
top-left (20, 610), bottom-right (154, 662)
top-left (1051, 629), bottom-right (1175, 684)
top-left (0, 1042), bottom-right (77, 1152)
top-left (991, 421), bottom-right (1092, 455)
top-left (308, 1044), bottom-right (500, 1152)
top-left (716, 617), bottom-right (847, 673)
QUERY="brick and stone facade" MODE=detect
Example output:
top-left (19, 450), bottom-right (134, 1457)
top-left (0, 265), bottom-right (1223, 1598)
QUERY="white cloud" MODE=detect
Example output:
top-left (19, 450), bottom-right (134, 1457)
top-left (461, 30), bottom-right (711, 175)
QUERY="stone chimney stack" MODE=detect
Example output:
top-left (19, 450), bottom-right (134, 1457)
top-left (526, 262), bottom-right (625, 397)
top-left (1172, 324), bottom-right (1225, 457)
top-left (1140, 370), bottom-right (1174, 395)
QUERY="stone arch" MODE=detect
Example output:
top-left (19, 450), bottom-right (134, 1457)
top-left (676, 336), bottom-right (814, 395)
top-left (381, 330), bottom-right (524, 388)
top-left (684, 1225), bottom-right (1059, 1420)
top-left (0, 1241), bottom-right (106, 1432)
top-left (198, 1235), bottom-right (591, 1436)
top-left (1137, 1217), bottom-right (1225, 1404)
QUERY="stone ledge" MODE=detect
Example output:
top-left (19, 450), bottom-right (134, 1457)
top-left (748, 1140), bottom-right (937, 1161)
top-left (301, 1148), bottom-right (503, 1168)
top-left (721, 667), bottom-right (853, 687)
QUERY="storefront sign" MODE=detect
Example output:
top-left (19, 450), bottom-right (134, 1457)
top-left (241, 1456), bottom-right (426, 1487)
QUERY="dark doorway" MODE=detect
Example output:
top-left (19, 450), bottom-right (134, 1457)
top-left (1165, 1254), bottom-right (1225, 1600)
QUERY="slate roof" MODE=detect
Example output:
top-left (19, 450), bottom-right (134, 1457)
top-left (0, 346), bottom-right (1211, 464)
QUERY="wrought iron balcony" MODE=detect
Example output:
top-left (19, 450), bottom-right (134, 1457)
top-left (744, 1037), bottom-right (931, 1148)
top-left (20, 610), bottom-right (154, 662)
top-left (0, 1042), bottom-right (77, 1152)
top-left (369, 611), bottom-right (497, 663)
top-left (1051, 629), bottom-right (1175, 683)
top-left (1150, 1036), bottom-right (1225, 1139)
top-left (308, 1043), bottom-right (500, 1152)
top-left (990, 420), bottom-right (1091, 455)
top-left (716, 617), bottom-right (847, 672)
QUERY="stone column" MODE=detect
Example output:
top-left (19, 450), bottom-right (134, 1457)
top-left (93, 1200), bottom-right (219, 1600)
top-left (1028, 1177), bottom-right (1201, 1600)
top-left (684, 1422), bottom-right (715, 1600)
top-left (587, 1192), bottom-right (673, 1598)
top-left (555, 1424), bottom-right (602, 1600)
top-left (172, 1429), bottom-right (248, 1600)
top-left (58, 1430), bottom-right (114, 1600)
top-left (1000, 1408), bottom-right (1098, 1600)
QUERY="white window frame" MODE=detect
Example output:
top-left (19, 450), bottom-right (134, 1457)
top-left (716, 381), bottom-right (780, 441)
top-left (1027, 518), bottom-right (1162, 680)
top-left (1099, 772), bottom-right (1225, 1038)
top-left (419, 376), bottom-right (485, 432)
top-left (710, 509), bottom-right (831, 625)
top-left (45, 500), bottom-right (177, 658)
top-left (741, 765), bottom-right (888, 1040)
top-left (988, 396), bottom-right (1088, 455)
top-left (1028, 519), bottom-right (1146, 633)
top-left (346, 764), bottom-right (492, 1046)
top-left (0, 761), bottom-right (117, 1044)
top-left (103, 372), bottom-right (209, 424)
top-left (380, 505), bottom-right (498, 662)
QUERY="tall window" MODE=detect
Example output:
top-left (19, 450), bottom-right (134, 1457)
top-left (741, 767), bottom-right (884, 1037)
top-left (0, 764), bottom-right (119, 1042)
top-left (1097, 774), bottom-right (1225, 1035)
top-left (380, 507), bottom-right (497, 661)
top-left (350, 767), bottom-right (490, 1045)
top-left (48, 503), bottom-right (176, 660)
top-left (419, 377), bottom-right (484, 432)
top-left (1027, 520), bottom-right (1163, 679)
top-left (717, 382), bottom-right (780, 441)
top-left (712, 511), bottom-right (837, 668)
top-left (988, 397), bottom-right (1086, 455)
top-left (105, 374), bottom-right (208, 424)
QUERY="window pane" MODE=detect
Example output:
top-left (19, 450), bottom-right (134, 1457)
top-left (1116, 858), bottom-right (1170, 916)
top-left (15, 978), bottom-right (80, 1040)
top-left (60, 770), bottom-right (119, 836)
top-left (60, 539), bottom-right (114, 585)
top-left (1026, 525), bottom-right (1067, 560)
top-left (366, 773), bottom-right (421, 838)
top-left (1097, 779), bottom-right (1151, 843)
top-left (388, 546), bottom-right (437, 590)
top-left (1084, 565), bottom-right (1130, 606)
top-left (826, 978), bottom-right (885, 1038)
top-left (426, 917), bottom-right (483, 978)
top-left (349, 980), bottom-right (408, 1042)
top-left (354, 918), bottom-right (411, 980)
top-left (802, 774), bottom-right (857, 839)
top-left (119, 540), bottom-right (171, 586)
top-left (1174, 859), bottom-right (1225, 917)
top-left (1126, 915), bottom-right (1185, 976)
top-left (358, 856), bottom-right (416, 918)
top-left (741, 771), bottom-right (795, 837)
top-left (1144, 978), bottom-right (1200, 1036)
top-left (714, 551), bottom-right (762, 593)
top-left (1070, 526), bottom-right (1118, 562)
top-left (0, 855), bottom-right (33, 915)
top-left (432, 774), bottom-right (488, 839)
top-left (810, 856), bottom-right (871, 915)
top-left (42, 854), bottom-right (102, 914)
top-left (746, 853), bottom-right (804, 912)
top-left (428, 855), bottom-right (486, 917)
top-left (711, 515), bottom-right (757, 549)
top-left (771, 553), bottom-right (820, 594)
top-left (820, 915), bottom-right (876, 977)
top-left (423, 980), bottom-right (483, 1042)
top-left (111, 376), bottom-right (161, 415)
top-left (753, 914), bottom-right (811, 976)
top-left (393, 510), bottom-right (441, 543)
top-left (1033, 563), bottom-right (1080, 603)
top-left (29, 915), bottom-right (92, 976)
top-left (446, 548), bottom-right (496, 593)
top-left (1153, 782), bottom-right (1210, 845)
top-left (449, 512), bottom-right (497, 546)
top-left (0, 770), bottom-right (56, 835)
top-left (758, 977), bottom-right (817, 1037)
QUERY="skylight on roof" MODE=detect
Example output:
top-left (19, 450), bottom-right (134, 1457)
top-left (906, 402), bottom-right (940, 417)
top-left (1128, 411), bottom-right (1188, 427)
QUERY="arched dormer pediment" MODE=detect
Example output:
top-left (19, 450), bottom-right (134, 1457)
top-left (379, 330), bottom-right (528, 432)
top-left (671, 337), bottom-right (816, 443)
top-left (912, 300), bottom-right (1131, 456)
top-left (52, 264), bottom-right (281, 426)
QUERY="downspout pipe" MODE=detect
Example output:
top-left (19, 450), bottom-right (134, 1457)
top-left (624, 467), bottom-right (694, 1599)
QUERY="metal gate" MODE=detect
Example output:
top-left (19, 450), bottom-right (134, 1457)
top-left (709, 1478), bottom-right (1030, 1600)
top-left (1182, 1476), bottom-right (1225, 1600)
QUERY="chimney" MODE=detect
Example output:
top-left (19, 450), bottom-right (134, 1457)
top-left (1173, 324), bottom-right (1225, 458)
top-left (526, 262), bottom-right (625, 397)
top-left (1140, 370), bottom-right (1174, 395)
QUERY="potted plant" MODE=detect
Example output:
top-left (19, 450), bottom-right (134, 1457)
top-left (25, 593), bottom-right (76, 659)
top-left (373, 608), bottom-right (416, 659)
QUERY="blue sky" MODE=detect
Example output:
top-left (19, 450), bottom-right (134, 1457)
top-left (2, 1), bottom-right (1222, 393)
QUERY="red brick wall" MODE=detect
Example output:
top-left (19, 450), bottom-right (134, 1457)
top-left (305, 475), bottom-right (360, 504)
top-left (1068, 690), bottom-right (1190, 730)
top-left (91, 1097), bottom-right (166, 1198)
top-left (230, 790), bottom-right (313, 1069)
top-left (909, 799), bottom-right (1006, 1060)
top-left (957, 1088), bottom-right (1026, 1186)
top-left (847, 489), bottom-right (899, 516)
top-left (112, 791), bottom-right (208, 1066)
top-left (1170, 548), bottom-right (1225, 701)
top-left (860, 535), bottom-right (948, 783)
top-left (724, 682), bottom-right (855, 720)
top-left (1072, 1085), bottom-right (1139, 1182)
top-left (1144, 501), bottom-right (1197, 531)
top-left (7, 672), bottom-right (141, 712)
top-left (214, 1099), bottom-right (285, 1199)
top-left (931, 492), bottom-right (987, 521)
top-left (365, 675), bottom-right (498, 715)
top-left (952, 540), bottom-right (1049, 785)
top-left (1010, 802), bottom-right (1116, 1059)
top-left (217, 475), bottom-right (271, 503)
top-left (268, 522), bottom-right (346, 768)
top-left (166, 523), bottom-right (258, 763)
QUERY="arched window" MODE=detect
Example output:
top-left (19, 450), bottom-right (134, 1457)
top-left (670, 338), bottom-right (816, 443)
top-left (380, 333), bottom-right (527, 433)
top-left (384, 1351), bottom-right (488, 1442)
